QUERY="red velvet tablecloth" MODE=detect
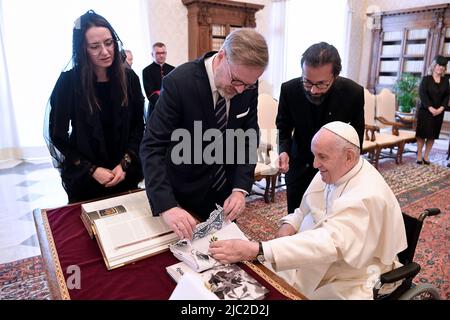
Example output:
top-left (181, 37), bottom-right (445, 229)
top-left (43, 205), bottom-right (295, 300)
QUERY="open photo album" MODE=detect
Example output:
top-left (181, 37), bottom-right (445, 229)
top-left (80, 190), bottom-right (178, 270)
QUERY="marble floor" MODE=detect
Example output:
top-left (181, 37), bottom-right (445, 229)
top-left (0, 138), bottom-right (448, 265)
top-left (0, 159), bottom-right (68, 264)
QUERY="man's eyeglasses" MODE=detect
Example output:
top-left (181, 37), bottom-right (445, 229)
top-left (301, 77), bottom-right (334, 90)
top-left (87, 38), bottom-right (115, 55)
top-left (224, 58), bottom-right (257, 90)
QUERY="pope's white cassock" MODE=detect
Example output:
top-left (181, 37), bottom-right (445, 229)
top-left (263, 157), bottom-right (407, 299)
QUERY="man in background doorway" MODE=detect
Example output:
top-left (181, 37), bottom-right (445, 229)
top-left (142, 42), bottom-right (175, 119)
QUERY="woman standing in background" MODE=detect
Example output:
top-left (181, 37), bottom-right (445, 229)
top-left (45, 10), bottom-right (145, 203)
top-left (415, 55), bottom-right (449, 165)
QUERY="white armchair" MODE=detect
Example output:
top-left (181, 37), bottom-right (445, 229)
top-left (254, 93), bottom-right (280, 203)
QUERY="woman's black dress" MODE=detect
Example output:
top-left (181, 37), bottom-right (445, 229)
top-left (416, 75), bottom-right (449, 139)
top-left (47, 68), bottom-right (145, 203)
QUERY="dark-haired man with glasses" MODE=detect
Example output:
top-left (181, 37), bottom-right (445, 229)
top-left (140, 29), bottom-right (269, 240)
top-left (276, 42), bottom-right (364, 214)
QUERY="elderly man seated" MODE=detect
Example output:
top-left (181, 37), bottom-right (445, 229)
top-left (209, 121), bottom-right (407, 299)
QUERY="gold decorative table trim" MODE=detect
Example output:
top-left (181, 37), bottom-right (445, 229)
top-left (243, 260), bottom-right (307, 300)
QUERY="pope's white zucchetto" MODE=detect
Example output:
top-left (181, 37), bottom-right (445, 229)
top-left (322, 121), bottom-right (360, 148)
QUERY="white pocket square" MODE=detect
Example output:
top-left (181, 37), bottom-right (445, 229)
top-left (236, 108), bottom-right (250, 118)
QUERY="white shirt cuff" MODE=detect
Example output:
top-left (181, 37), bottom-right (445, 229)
top-left (262, 241), bottom-right (274, 263)
top-left (232, 188), bottom-right (248, 196)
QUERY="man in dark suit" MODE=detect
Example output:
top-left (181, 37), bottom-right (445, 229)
top-left (276, 42), bottom-right (364, 214)
top-left (142, 42), bottom-right (175, 118)
top-left (140, 29), bottom-right (269, 239)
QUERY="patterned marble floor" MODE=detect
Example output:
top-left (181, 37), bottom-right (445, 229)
top-left (0, 138), bottom-right (448, 265)
top-left (0, 159), bottom-right (68, 264)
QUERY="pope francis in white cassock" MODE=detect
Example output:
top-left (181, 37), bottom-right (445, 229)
top-left (209, 121), bottom-right (407, 300)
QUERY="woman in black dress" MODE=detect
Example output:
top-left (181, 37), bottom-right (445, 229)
top-left (415, 55), bottom-right (449, 165)
top-left (45, 10), bottom-right (145, 203)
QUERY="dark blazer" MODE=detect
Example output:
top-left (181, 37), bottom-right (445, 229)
top-left (276, 76), bottom-right (365, 166)
top-left (140, 52), bottom-right (258, 217)
top-left (142, 62), bottom-right (175, 105)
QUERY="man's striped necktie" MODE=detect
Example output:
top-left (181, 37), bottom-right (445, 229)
top-left (211, 94), bottom-right (227, 191)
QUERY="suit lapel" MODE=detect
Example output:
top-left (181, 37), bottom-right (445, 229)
top-left (192, 51), bottom-right (253, 130)
top-left (227, 94), bottom-right (246, 129)
top-left (194, 52), bottom-right (217, 130)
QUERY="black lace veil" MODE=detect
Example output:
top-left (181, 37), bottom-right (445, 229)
top-left (43, 10), bottom-right (126, 173)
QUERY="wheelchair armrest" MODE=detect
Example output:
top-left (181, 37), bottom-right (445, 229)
top-left (423, 208), bottom-right (441, 217)
top-left (380, 262), bottom-right (420, 284)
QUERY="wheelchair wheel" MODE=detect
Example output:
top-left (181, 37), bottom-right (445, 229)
top-left (398, 283), bottom-right (441, 300)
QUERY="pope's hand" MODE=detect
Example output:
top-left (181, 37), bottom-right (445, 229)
top-left (209, 239), bottom-right (258, 264)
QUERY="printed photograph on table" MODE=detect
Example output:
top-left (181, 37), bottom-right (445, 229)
top-left (203, 264), bottom-right (269, 300)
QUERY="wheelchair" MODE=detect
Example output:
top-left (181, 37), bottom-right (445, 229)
top-left (373, 208), bottom-right (441, 300)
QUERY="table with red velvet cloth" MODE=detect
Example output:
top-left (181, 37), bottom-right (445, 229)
top-left (33, 204), bottom-right (306, 300)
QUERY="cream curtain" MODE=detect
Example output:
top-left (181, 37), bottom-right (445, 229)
top-left (266, 0), bottom-right (289, 100)
top-left (0, 0), bottom-right (21, 160)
